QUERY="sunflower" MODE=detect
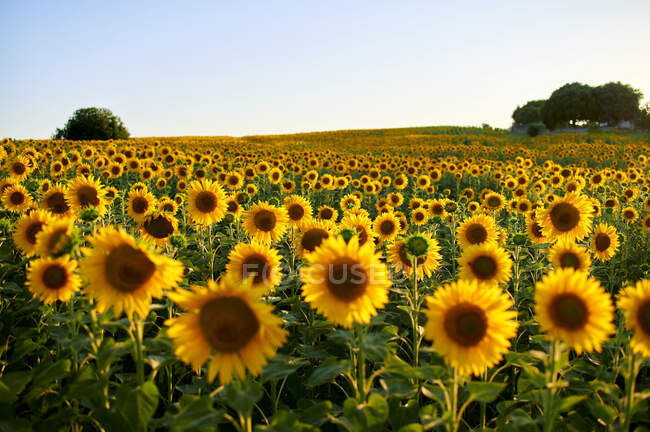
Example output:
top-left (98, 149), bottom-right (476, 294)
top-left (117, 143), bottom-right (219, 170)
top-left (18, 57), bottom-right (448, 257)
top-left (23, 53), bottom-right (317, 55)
top-left (423, 279), bottom-right (518, 376)
top-left (158, 197), bottom-right (179, 214)
top-left (127, 190), bottom-right (157, 223)
top-left (224, 195), bottom-right (242, 218)
top-left (225, 171), bottom-right (244, 190)
top-left (1, 184), bottom-right (33, 212)
top-left (186, 179), bottom-right (228, 226)
top-left (296, 219), bottom-right (333, 258)
top-left (26, 255), bottom-right (80, 304)
top-left (548, 240), bottom-right (591, 271)
top-left (621, 206), bottom-right (638, 223)
top-left (13, 210), bottom-right (54, 256)
top-left (643, 215), bottom-right (650, 232)
top-left (429, 199), bottom-right (446, 217)
top-left (373, 212), bottom-right (400, 242)
top-left (242, 202), bottom-right (289, 244)
top-left (339, 212), bottom-right (375, 247)
top-left (618, 280), bottom-right (650, 357)
top-left (225, 241), bottom-right (282, 292)
top-left (387, 234), bottom-right (442, 280)
top-left (34, 217), bottom-right (75, 257)
top-left (536, 193), bottom-right (593, 242)
top-left (300, 235), bottom-right (390, 327)
top-left (590, 223), bottom-right (620, 261)
top-left (483, 192), bottom-right (505, 211)
top-left (534, 268), bottom-right (614, 354)
top-left (317, 205), bottom-right (338, 223)
top-left (340, 194), bottom-right (361, 211)
top-left (79, 227), bottom-right (184, 318)
top-left (284, 195), bottom-right (313, 227)
top-left (7, 156), bottom-right (32, 181)
top-left (65, 175), bottom-right (108, 217)
top-left (526, 212), bottom-right (548, 244)
top-left (458, 243), bottom-right (513, 287)
top-left (411, 208), bottom-right (429, 225)
top-left (456, 214), bottom-right (498, 249)
top-left (141, 212), bottom-right (179, 246)
top-left (165, 276), bottom-right (287, 385)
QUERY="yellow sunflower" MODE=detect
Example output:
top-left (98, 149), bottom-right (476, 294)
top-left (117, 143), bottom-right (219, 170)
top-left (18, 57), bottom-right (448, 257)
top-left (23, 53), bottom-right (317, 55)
top-left (483, 192), bottom-right (506, 211)
top-left (242, 202), bottom-right (289, 244)
top-left (140, 212), bottom-right (179, 246)
top-left (65, 175), bottom-right (108, 217)
top-left (165, 276), bottom-right (288, 385)
top-left (34, 217), bottom-right (75, 257)
top-left (548, 240), bottom-right (591, 272)
top-left (526, 212), bottom-right (548, 244)
top-left (423, 279), bottom-right (518, 376)
top-left (79, 227), bottom-right (184, 318)
top-left (7, 156), bottom-right (32, 181)
top-left (186, 179), bottom-right (228, 226)
top-left (338, 212), bottom-right (375, 247)
top-left (387, 234), bottom-right (442, 280)
top-left (536, 193), bottom-right (593, 242)
top-left (621, 206), bottom-right (638, 223)
top-left (535, 268), bottom-right (614, 354)
top-left (13, 210), bottom-right (54, 256)
top-left (373, 212), bottom-right (400, 242)
top-left (225, 240), bottom-right (283, 293)
top-left (458, 242), bottom-right (513, 287)
top-left (590, 223), bottom-right (620, 261)
top-left (317, 205), bottom-right (339, 223)
top-left (284, 195), bottom-right (313, 227)
top-left (26, 255), bottom-right (80, 304)
top-left (1, 184), bottom-right (33, 213)
top-left (618, 280), bottom-right (650, 357)
top-left (300, 235), bottom-right (390, 328)
top-left (296, 219), bottom-right (334, 258)
top-left (127, 189), bottom-right (157, 223)
top-left (456, 214), bottom-right (498, 249)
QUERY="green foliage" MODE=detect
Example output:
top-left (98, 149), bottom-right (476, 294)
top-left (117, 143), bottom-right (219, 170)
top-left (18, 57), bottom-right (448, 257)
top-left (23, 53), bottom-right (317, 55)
top-left (526, 122), bottom-right (544, 137)
top-left (512, 100), bottom-right (546, 125)
top-left (53, 107), bottom-right (130, 140)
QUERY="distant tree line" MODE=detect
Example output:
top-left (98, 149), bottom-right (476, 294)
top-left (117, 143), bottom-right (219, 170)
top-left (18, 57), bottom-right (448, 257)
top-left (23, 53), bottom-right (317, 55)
top-left (53, 107), bottom-right (130, 140)
top-left (512, 81), bottom-right (647, 132)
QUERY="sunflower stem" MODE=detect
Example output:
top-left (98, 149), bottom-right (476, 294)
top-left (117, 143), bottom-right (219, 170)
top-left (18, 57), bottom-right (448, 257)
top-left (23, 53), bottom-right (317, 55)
top-left (451, 367), bottom-right (459, 432)
top-left (410, 255), bottom-right (420, 367)
top-left (355, 324), bottom-right (367, 402)
top-left (480, 369), bottom-right (487, 430)
top-left (132, 317), bottom-right (145, 386)
top-left (623, 352), bottom-right (637, 431)
top-left (543, 340), bottom-right (560, 432)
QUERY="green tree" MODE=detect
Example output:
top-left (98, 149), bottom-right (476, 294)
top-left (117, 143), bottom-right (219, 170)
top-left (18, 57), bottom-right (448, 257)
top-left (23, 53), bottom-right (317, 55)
top-left (541, 82), bottom-right (598, 129)
top-left (512, 100), bottom-right (546, 125)
top-left (53, 107), bottom-right (130, 140)
top-left (593, 82), bottom-right (643, 125)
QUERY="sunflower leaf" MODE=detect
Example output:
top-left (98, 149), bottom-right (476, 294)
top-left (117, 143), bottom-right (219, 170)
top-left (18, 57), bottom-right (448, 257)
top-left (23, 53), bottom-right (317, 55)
top-left (465, 381), bottom-right (506, 403)
top-left (306, 358), bottom-right (351, 387)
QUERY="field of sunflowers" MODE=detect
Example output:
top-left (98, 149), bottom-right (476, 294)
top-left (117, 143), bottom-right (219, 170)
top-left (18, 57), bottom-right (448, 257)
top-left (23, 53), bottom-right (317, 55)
top-left (1, 126), bottom-right (650, 432)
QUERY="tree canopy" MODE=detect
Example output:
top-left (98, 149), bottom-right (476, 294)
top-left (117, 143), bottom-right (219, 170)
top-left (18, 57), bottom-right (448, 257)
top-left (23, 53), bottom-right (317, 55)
top-left (53, 107), bottom-right (130, 140)
top-left (512, 81), bottom-right (644, 130)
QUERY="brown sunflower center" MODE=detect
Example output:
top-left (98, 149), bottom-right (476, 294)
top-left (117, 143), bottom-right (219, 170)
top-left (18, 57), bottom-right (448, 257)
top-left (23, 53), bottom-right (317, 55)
top-left (431, 204), bottom-right (443, 215)
top-left (470, 255), bottom-right (497, 280)
top-left (47, 228), bottom-right (69, 254)
top-left (624, 210), bottom-right (635, 219)
top-left (549, 203), bottom-right (580, 232)
top-left (131, 197), bottom-right (149, 214)
top-left (397, 243), bottom-right (425, 268)
top-left (414, 212), bottom-right (425, 221)
top-left (444, 302), bottom-right (488, 347)
top-left (559, 252), bottom-right (581, 269)
top-left (254, 210), bottom-right (276, 232)
top-left (301, 229), bottom-right (329, 252)
top-left (465, 224), bottom-right (488, 244)
top-left (9, 191), bottom-right (25, 205)
top-left (228, 176), bottom-right (239, 186)
top-left (241, 253), bottom-right (269, 285)
top-left (161, 203), bottom-right (175, 213)
top-left (637, 300), bottom-right (650, 336)
top-left (144, 215), bottom-right (174, 239)
top-left (77, 185), bottom-right (100, 208)
top-left (42, 264), bottom-right (68, 290)
top-left (595, 234), bottom-right (611, 252)
top-left (104, 244), bottom-right (156, 293)
top-left (288, 204), bottom-right (305, 221)
top-left (227, 201), bottom-right (238, 213)
top-left (549, 293), bottom-right (588, 330)
top-left (487, 197), bottom-right (501, 207)
top-left (320, 208), bottom-right (334, 220)
top-left (26, 222), bottom-right (45, 245)
top-left (12, 162), bottom-right (26, 175)
top-left (195, 191), bottom-right (218, 213)
top-left (379, 220), bottom-right (396, 235)
top-left (199, 297), bottom-right (259, 353)
top-left (326, 257), bottom-right (368, 302)
top-left (531, 221), bottom-right (544, 238)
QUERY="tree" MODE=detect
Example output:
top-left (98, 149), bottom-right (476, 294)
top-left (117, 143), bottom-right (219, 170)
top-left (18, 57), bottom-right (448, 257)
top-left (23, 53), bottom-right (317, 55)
top-left (512, 100), bottom-right (546, 125)
top-left (636, 103), bottom-right (650, 130)
top-left (53, 107), bottom-right (130, 140)
top-left (541, 82), bottom-right (598, 129)
top-left (593, 82), bottom-right (643, 125)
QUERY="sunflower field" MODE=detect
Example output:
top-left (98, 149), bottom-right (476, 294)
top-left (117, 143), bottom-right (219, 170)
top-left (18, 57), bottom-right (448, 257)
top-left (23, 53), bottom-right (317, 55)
top-left (1, 127), bottom-right (650, 432)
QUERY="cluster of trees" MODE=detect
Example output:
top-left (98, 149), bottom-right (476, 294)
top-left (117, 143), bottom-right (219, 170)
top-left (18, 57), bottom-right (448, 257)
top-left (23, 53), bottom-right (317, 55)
top-left (512, 81), bottom-right (646, 132)
top-left (53, 107), bottom-right (130, 140)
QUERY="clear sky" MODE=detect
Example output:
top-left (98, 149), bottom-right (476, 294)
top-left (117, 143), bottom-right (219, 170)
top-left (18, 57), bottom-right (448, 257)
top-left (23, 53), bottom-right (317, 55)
top-left (2, 1), bottom-right (649, 139)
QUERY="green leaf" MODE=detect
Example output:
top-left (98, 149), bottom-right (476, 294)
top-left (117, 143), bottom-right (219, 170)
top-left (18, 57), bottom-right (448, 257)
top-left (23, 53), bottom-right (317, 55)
top-left (341, 394), bottom-right (389, 432)
top-left (398, 425), bottom-right (424, 432)
top-left (555, 395), bottom-right (587, 413)
top-left (259, 410), bottom-right (319, 432)
top-left (164, 394), bottom-right (223, 432)
top-left (465, 381), bottom-right (506, 403)
top-left (216, 378), bottom-right (263, 416)
top-left (0, 371), bottom-right (31, 403)
top-left (115, 381), bottom-right (160, 432)
top-left (261, 355), bottom-right (308, 382)
top-left (25, 359), bottom-right (71, 401)
top-left (359, 332), bottom-right (391, 361)
top-left (298, 400), bottom-right (332, 426)
top-left (306, 359), bottom-right (351, 387)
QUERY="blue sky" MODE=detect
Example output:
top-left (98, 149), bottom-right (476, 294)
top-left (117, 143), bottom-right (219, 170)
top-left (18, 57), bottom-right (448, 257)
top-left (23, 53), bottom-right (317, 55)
top-left (2, 1), bottom-right (649, 138)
